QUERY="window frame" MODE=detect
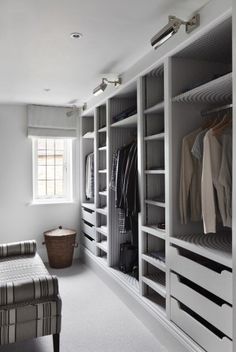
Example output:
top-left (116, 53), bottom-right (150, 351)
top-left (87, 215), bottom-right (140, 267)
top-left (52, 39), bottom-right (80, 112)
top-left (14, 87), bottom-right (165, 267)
top-left (32, 138), bottom-right (73, 204)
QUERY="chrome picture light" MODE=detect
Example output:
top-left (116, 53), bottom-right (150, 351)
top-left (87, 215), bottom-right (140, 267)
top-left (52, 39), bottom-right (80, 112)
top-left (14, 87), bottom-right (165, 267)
top-left (93, 77), bottom-right (121, 96)
top-left (151, 14), bottom-right (200, 49)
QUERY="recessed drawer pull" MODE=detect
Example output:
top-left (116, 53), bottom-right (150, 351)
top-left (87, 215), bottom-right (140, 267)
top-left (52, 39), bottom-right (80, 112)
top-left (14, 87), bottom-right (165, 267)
top-left (82, 208), bottom-right (96, 225)
top-left (169, 246), bottom-right (232, 304)
top-left (171, 298), bottom-right (232, 352)
top-left (83, 234), bottom-right (96, 255)
top-left (82, 221), bottom-right (96, 240)
top-left (170, 273), bottom-right (232, 338)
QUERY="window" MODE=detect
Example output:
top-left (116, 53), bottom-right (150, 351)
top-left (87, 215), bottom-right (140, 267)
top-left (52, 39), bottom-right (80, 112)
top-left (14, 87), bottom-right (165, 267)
top-left (32, 138), bottom-right (73, 203)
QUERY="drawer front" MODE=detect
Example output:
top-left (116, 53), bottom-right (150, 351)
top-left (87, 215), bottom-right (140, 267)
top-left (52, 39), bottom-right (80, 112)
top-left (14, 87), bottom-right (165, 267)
top-left (170, 273), bottom-right (232, 339)
top-left (83, 235), bottom-right (96, 255)
top-left (169, 246), bottom-right (232, 304)
top-left (82, 222), bottom-right (95, 240)
top-left (171, 298), bottom-right (232, 352)
top-left (82, 208), bottom-right (96, 225)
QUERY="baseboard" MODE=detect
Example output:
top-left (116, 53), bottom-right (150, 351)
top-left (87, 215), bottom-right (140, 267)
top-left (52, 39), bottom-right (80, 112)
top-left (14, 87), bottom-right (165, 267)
top-left (82, 248), bottom-right (203, 352)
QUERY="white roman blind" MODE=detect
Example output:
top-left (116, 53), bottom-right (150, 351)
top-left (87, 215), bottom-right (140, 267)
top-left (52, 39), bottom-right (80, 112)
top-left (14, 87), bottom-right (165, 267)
top-left (27, 105), bottom-right (77, 138)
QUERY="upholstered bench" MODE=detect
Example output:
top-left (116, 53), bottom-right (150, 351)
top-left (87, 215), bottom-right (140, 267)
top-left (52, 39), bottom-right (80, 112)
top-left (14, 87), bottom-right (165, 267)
top-left (0, 240), bottom-right (61, 351)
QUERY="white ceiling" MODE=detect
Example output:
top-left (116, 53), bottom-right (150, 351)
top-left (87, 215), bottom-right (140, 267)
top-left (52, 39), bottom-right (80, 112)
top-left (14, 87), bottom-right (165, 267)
top-left (0, 0), bottom-right (210, 106)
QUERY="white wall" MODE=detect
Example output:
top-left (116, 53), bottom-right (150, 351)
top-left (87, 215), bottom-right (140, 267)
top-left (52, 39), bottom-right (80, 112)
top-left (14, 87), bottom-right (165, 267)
top-left (0, 104), bottom-right (80, 261)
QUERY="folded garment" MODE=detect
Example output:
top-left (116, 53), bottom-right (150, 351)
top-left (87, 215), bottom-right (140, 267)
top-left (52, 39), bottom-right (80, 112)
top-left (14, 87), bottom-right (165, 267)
top-left (113, 106), bottom-right (137, 123)
top-left (0, 240), bottom-right (36, 258)
top-left (150, 251), bottom-right (166, 263)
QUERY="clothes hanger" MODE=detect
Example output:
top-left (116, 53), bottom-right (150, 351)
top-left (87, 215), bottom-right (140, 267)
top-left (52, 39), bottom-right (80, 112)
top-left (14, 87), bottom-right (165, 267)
top-left (213, 115), bottom-right (232, 136)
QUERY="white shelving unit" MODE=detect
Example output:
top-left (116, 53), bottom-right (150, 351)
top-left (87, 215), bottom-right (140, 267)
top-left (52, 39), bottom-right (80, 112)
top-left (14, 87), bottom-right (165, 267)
top-left (95, 103), bottom-right (110, 264)
top-left (172, 72), bottom-right (232, 104)
top-left (110, 113), bottom-right (137, 128)
top-left (80, 13), bottom-right (234, 352)
top-left (138, 63), bottom-right (168, 315)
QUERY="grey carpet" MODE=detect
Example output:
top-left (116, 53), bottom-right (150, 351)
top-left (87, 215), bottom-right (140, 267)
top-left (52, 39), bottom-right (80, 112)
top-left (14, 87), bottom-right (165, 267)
top-left (1, 261), bottom-right (167, 352)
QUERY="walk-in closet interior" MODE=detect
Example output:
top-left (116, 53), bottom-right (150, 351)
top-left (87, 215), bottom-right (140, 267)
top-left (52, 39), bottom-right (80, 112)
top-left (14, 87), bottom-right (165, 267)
top-left (81, 3), bottom-right (234, 352)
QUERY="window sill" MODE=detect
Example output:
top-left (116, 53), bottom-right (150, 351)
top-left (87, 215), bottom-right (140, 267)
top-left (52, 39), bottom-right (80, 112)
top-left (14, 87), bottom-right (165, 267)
top-left (29, 199), bottom-right (76, 206)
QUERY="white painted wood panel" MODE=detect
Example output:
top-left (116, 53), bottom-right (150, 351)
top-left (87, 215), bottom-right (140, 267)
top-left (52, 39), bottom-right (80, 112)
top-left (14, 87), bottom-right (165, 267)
top-left (169, 246), bottom-right (232, 304)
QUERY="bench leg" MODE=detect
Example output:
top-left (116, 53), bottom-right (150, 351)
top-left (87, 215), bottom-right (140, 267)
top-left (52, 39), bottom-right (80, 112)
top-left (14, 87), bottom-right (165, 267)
top-left (53, 333), bottom-right (60, 352)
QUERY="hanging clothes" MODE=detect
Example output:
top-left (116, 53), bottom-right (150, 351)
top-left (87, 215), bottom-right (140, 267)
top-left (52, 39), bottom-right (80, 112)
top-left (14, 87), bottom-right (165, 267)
top-left (201, 129), bottom-right (232, 233)
top-left (111, 141), bottom-right (140, 245)
top-left (179, 118), bottom-right (232, 234)
top-left (219, 132), bottom-right (232, 226)
top-left (179, 128), bottom-right (202, 224)
top-left (85, 153), bottom-right (94, 200)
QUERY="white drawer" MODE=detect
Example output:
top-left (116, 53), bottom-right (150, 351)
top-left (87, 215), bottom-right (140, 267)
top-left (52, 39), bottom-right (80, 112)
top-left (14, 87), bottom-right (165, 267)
top-left (171, 298), bottom-right (232, 352)
top-left (82, 221), bottom-right (95, 240)
top-left (170, 273), bottom-right (232, 339)
top-left (169, 246), bottom-right (232, 304)
top-left (83, 234), bottom-right (96, 255)
top-left (82, 208), bottom-right (96, 225)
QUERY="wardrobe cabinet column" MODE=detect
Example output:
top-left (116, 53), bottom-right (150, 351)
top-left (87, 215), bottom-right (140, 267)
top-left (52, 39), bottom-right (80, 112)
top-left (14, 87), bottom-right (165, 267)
top-left (94, 107), bottom-right (99, 255)
top-left (106, 99), bottom-right (111, 266)
top-left (164, 57), bottom-right (172, 320)
top-left (232, 3), bottom-right (236, 350)
top-left (137, 76), bottom-right (146, 295)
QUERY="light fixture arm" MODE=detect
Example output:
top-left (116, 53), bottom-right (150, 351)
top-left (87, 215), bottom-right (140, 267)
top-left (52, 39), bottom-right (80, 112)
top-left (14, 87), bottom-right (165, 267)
top-left (168, 14), bottom-right (200, 33)
top-left (102, 77), bottom-right (121, 87)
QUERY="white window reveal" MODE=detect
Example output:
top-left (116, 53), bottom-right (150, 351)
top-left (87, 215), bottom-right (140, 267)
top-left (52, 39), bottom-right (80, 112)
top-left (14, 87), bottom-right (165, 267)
top-left (33, 138), bottom-right (73, 203)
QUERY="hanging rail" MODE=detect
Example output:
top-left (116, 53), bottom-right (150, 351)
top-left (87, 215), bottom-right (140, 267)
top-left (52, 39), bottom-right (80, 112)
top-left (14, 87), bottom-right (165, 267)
top-left (201, 103), bottom-right (233, 117)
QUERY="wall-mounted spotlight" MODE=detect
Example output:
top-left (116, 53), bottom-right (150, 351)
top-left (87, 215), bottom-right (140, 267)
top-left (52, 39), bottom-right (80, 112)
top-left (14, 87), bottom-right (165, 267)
top-left (93, 77), bottom-right (121, 96)
top-left (151, 14), bottom-right (200, 49)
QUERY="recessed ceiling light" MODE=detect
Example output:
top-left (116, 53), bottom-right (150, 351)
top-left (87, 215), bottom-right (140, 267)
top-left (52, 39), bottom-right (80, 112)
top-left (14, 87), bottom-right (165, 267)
top-left (70, 32), bottom-right (83, 39)
top-left (44, 88), bottom-right (51, 92)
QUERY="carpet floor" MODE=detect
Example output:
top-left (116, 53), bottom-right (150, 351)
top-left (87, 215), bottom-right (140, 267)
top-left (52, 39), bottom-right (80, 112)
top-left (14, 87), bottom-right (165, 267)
top-left (1, 261), bottom-right (167, 352)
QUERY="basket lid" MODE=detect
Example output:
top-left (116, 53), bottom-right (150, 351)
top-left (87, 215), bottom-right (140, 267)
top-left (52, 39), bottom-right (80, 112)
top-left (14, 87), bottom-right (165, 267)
top-left (44, 226), bottom-right (76, 237)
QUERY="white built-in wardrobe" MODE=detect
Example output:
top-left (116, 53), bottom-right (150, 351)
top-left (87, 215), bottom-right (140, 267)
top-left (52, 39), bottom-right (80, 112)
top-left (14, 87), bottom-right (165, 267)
top-left (80, 3), bottom-right (236, 352)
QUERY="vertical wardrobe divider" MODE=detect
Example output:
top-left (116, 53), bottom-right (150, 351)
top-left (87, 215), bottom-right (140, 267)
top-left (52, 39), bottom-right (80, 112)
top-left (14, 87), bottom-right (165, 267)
top-left (95, 104), bottom-right (109, 262)
top-left (80, 111), bottom-right (96, 255)
top-left (138, 63), bottom-right (168, 315)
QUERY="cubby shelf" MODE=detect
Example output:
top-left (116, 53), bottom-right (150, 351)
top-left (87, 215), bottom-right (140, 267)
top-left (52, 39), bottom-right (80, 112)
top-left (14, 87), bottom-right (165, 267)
top-left (142, 273), bottom-right (166, 298)
top-left (111, 114), bottom-right (137, 128)
top-left (98, 169), bottom-right (107, 174)
top-left (141, 225), bottom-right (166, 240)
top-left (97, 240), bottom-right (108, 252)
top-left (99, 191), bottom-right (107, 196)
top-left (98, 146), bottom-right (107, 151)
top-left (144, 132), bottom-right (165, 141)
top-left (144, 101), bottom-right (164, 114)
top-left (145, 199), bottom-right (165, 208)
top-left (170, 233), bottom-right (232, 268)
top-left (172, 72), bottom-right (232, 104)
top-left (143, 294), bottom-right (166, 317)
top-left (144, 170), bottom-right (165, 175)
top-left (142, 254), bottom-right (166, 272)
top-left (98, 126), bottom-right (107, 133)
top-left (96, 226), bottom-right (108, 236)
top-left (96, 208), bottom-right (107, 215)
top-left (83, 131), bottom-right (95, 139)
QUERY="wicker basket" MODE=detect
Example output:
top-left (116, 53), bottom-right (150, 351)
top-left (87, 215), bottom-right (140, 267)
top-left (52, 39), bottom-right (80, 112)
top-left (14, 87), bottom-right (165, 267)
top-left (43, 226), bottom-right (77, 268)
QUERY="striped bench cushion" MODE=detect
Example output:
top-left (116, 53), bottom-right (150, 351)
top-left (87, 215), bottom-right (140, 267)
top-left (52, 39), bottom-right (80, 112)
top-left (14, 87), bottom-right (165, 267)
top-left (0, 298), bottom-right (61, 345)
top-left (0, 241), bottom-right (37, 258)
top-left (0, 276), bottom-right (59, 305)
